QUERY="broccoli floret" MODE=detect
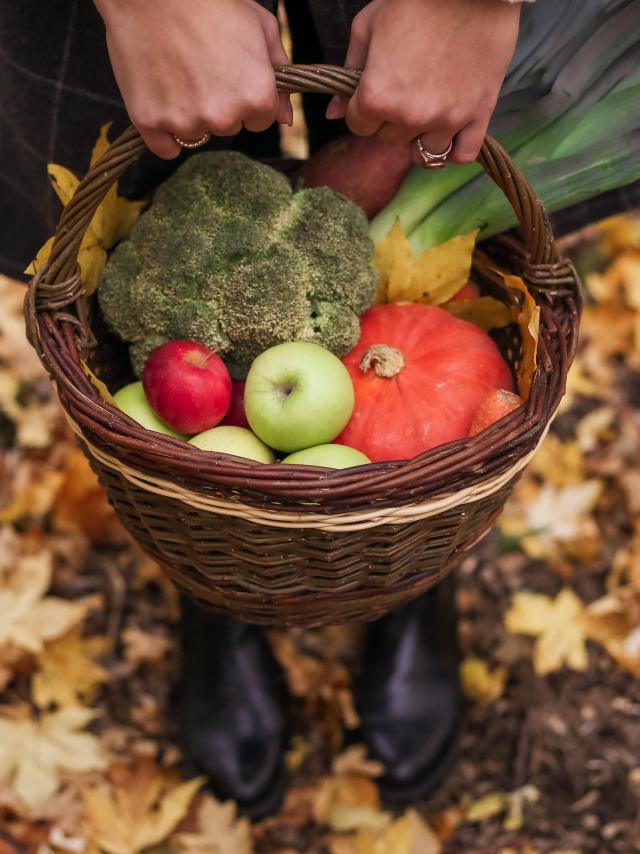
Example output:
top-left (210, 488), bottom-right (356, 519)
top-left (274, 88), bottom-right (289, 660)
top-left (98, 151), bottom-right (376, 378)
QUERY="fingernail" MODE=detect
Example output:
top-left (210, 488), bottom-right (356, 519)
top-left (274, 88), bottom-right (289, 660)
top-left (285, 101), bottom-right (294, 127)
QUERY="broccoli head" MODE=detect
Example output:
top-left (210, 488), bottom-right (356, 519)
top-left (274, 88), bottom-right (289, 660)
top-left (98, 151), bottom-right (376, 378)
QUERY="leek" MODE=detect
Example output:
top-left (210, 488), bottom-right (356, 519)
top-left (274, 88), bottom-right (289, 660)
top-left (370, 0), bottom-right (640, 252)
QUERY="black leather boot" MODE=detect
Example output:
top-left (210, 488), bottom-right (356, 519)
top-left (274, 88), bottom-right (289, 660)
top-left (356, 578), bottom-right (462, 805)
top-left (179, 597), bottom-right (287, 819)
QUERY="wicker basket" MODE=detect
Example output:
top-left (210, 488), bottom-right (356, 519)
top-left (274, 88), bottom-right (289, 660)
top-left (24, 64), bottom-right (581, 627)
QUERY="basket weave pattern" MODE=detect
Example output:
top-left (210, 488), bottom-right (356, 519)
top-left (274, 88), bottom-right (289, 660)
top-left (25, 65), bottom-right (581, 627)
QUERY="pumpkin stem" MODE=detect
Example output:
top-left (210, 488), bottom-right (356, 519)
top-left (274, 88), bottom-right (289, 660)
top-left (360, 344), bottom-right (405, 378)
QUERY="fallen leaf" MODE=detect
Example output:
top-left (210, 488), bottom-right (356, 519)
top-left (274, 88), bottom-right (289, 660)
top-left (528, 436), bottom-right (585, 487)
top-left (0, 551), bottom-right (86, 654)
top-left (83, 759), bottom-right (203, 854)
top-left (333, 809), bottom-right (441, 854)
top-left (33, 628), bottom-right (109, 708)
top-left (585, 590), bottom-right (640, 677)
top-left (51, 445), bottom-right (122, 543)
top-left (0, 706), bottom-right (106, 812)
top-left (505, 589), bottom-right (588, 676)
top-left (312, 773), bottom-right (386, 831)
top-left (172, 794), bottom-right (253, 854)
top-left (460, 657), bottom-right (507, 706)
top-left (331, 745), bottom-right (384, 779)
top-left (465, 785), bottom-right (539, 831)
top-left (26, 124), bottom-right (145, 294)
top-left (285, 734), bottom-right (313, 773)
top-left (500, 479), bottom-right (603, 563)
top-left (121, 625), bottom-right (173, 667)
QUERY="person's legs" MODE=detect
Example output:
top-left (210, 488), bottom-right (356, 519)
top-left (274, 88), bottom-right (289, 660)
top-left (356, 578), bottom-right (462, 804)
top-left (179, 597), bottom-right (288, 818)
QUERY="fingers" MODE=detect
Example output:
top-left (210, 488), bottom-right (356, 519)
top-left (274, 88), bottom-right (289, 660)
top-left (333, 11), bottom-right (374, 130)
top-left (449, 117), bottom-right (489, 164)
top-left (138, 128), bottom-right (182, 160)
top-left (261, 10), bottom-right (293, 127)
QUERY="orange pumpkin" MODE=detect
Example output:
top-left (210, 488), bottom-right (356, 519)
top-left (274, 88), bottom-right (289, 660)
top-left (337, 303), bottom-right (513, 462)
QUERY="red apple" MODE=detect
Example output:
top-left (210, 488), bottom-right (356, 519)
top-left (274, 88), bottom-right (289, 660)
top-left (449, 280), bottom-right (480, 303)
top-left (142, 340), bottom-right (232, 434)
top-left (222, 380), bottom-right (249, 429)
top-left (469, 388), bottom-right (522, 436)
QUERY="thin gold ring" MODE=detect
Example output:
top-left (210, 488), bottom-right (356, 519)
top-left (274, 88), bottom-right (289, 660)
top-left (416, 137), bottom-right (453, 169)
top-left (172, 132), bottom-right (211, 149)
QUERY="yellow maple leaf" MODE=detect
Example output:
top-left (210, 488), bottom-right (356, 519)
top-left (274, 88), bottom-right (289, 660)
top-left (460, 657), bottom-right (507, 706)
top-left (83, 758), bottom-right (204, 854)
top-left (313, 772), bottom-right (388, 831)
top-left (585, 591), bottom-right (640, 677)
top-left (32, 628), bottom-right (110, 708)
top-left (374, 219), bottom-right (478, 306)
top-left (0, 551), bottom-right (86, 654)
top-left (505, 589), bottom-right (589, 676)
top-left (331, 744), bottom-right (384, 779)
top-left (373, 219), bottom-right (414, 305)
top-left (26, 123), bottom-right (145, 295)
top-left (0, 706), bottom-right (106, 812)
top-left (465, 785), bottom-right (539, 832)
top-left (333, 809), bottom-right (441, 854)
top-left (172, 795), bottom-right (253, 854)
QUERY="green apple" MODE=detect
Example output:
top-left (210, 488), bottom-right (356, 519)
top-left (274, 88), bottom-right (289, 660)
top-left (244, 342), bottom-right (355, 453)
top-left (282, 444), bottom-right (371, 469)
top-left (114, 382), bottom-right (186, 439)
top-left (189, 426), bottom-right (276, 463)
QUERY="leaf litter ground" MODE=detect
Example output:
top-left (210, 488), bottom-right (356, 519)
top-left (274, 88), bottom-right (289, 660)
top-left (1, 216), bottom-right (640, 853)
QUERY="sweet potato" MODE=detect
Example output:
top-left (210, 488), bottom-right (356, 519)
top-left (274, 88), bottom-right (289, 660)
top-left (294, 135), bottom-right (413, 219)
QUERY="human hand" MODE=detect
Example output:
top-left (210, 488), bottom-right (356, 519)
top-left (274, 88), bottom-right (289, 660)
top-left (94, 0), bottom-right (291, 158)
top-left (326, 0), bottom-right (521, 165)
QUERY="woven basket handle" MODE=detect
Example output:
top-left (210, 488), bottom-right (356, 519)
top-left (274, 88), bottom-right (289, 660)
top-left (43, 63), bottom-right (558, 286)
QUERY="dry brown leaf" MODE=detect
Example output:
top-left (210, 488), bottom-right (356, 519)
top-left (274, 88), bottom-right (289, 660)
top-left (33, 628), bottom-right (109, 708)
top-left (499, 478), bottom-right (603, 563)
top-left (465, 785), bottom-right (539, 831)
top-left (505, 589), bottom-right (588, 676)
top-left (83, 759), bottom-right (203, 854)
top-left (26, 124), bottom-right (145, 294)
top-left (332, 809), bottom-right (441, 854)
top-left (51, 445), bottom-right (122, 543)
top-left (0, 276), bottom-right (47, 381)
top-left (121, 625), bottom-right (173, 667)
top-left (528, 436), bottom-right (585, 487)
top-left (598, 214), bottom-right (640, 255)
top-left (285, 734), bottom-right (313, 773)
top-left (585, 590), bottom-right (640, 677)
top-left (0, 706), bottom-right (106, 812)
top-left (0, 550), bottom-right (86, 654)
top-left (331, 745), bottom-right (384, 779)
top-left (172, 794), bottom-right (253, 854)
top-left (460, 657), bottom-right (507, 706)
top-left (0, 465), bottom-right (65, 524)
top-left (312, 773), bottom-right (387, 832)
